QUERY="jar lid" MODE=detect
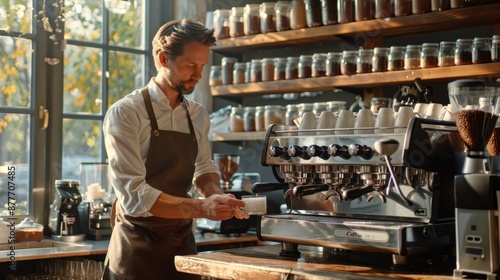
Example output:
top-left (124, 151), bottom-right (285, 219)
top-left (312, 53), bottom-right (327, 60)
top-left (251, 59), bottom-right (262, 64)
top-left (342, 50), bottom-right (358, 56)
top-left (373, 47), bottom-right (389, 53)
top-left (221, 57), bottom-right (237, 63)
top-left (262, 58), bottom-right (275, 63)
top-left (287, 56), bottom-right (299, 62)
top-left (256, 106), bottom-right (265, 111)
top-left (286, 104), bottom-right (300, 109)
top-left (243, 106), bottom-right (256, 112)
top-left (264, 105), bottom-right (283, 109)
top-left (231, 6), bottom-right (244, 13)
top-left (440, 41), bottom-right (455, 46)
top-left (406, 45), bottom-right (422, 50)
top-left (389, 46), bottom-right (406, 51)
top-left (358, 49), bottom-right (374, 54)
top-left (493, 35), bottom-right (500, 42)
top-left (422, 43), bottom-right (439, 48)
top-left (299, 55), bottom-right (313, 60)
top-left (326, 52), bottom-right (342, 58)
top-left (17, 218), bottom-right (44, 229)
top-left (473, 37), bottom-right (492, 43)
top-left (211, 65), bottom-right (222, 70)
top-left (274, 57), bottom-right (288, 62)
top-left (456, 38), bottom-right (473, 44)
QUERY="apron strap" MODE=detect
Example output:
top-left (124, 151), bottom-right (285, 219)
top-left (181, 98), bottom-right (197, 143)
top-left (141, 88), bottom-right (160, 137)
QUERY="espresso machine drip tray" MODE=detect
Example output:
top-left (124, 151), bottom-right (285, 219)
top-left (258, 214), bottom-right (455, 257)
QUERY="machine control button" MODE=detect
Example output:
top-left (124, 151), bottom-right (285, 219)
top-left (327, 144), bottom-right (351, 160)
top-left (270, 146), bottom-right (291, 159)
top-left (288, 145), bottom-right (311, 160)
top-left (307, 145), bottom-right (330, 160)
top-left (348, 144), bottom-right (374, 160)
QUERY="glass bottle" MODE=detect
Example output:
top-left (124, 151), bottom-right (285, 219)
top-left (250, 59), bottom-right (262, 83)
top-left (404, 45), bottom-right (421, 70)
top-left (321, 0), bottom-right (337, 25)
top-left (438, 41), bottom-right (455, 67)
top-left (420, 43), bottom-right (439, 68)
top-left (276, 1), bottom-right (292, 31)
top-left (388, 46), bottom-right (406, 71)
top-left (260, 2), bottom-right (277, 33)
top-left (375, 0), bottom-right (394, 18)
top-left (304, 0), bottom-right (323, 27)
top-left (274, 57), bottom-right (288, 80)
top-left (326, 52), bottom-right (342, 76)
top-left (412, 0), bottom-right (432, 14)
top-left (341, 50), bottom-right (358, 75)
top-left (299, 55), bottom-right (313, 78)
top-left (355, 0), bottom-right (375, 21)
top-left (243, 107), bottom-right (256, 132)
top-left (372, 47), bottom-right (389, 72)
top-left (209, 66), bottom-right (222, 86)
top-left (286, 56), bottom-right (300, 79)
top-left (492, 35), bottom-right (500, 62)
top-left (312, 53), bottom-right (327, 77)
top-left (472, 37), bottom-right (492, 64)
top-left (262, 58), bottom-right (275, 82)
top-left (290, 0), bottom-right (307, 29)
top-left (264, 105), bottom-right (284, 127)
top-left (244, 4), bottom-right (261, 36)
top-left (338, 0), bottom-right (355, 23)
top-left (233, 62), bottom-right (247, 84)
top-left (221, 57), bottom-right (237, 85)
top-left (230, 106), bottom-right (244, 132)
top-left (357, 49), bottom-right (374, 74)
top-left (455, 38), bottom-right (473, 65)
top-left (229, 7), bottom-right (245, 38)
top-left (285, 104), bottom-right (300, 125)
top-left (255, 106), bottom-right (266, 131)
top-left (213, 9), bottom-right (231, 40)
top-left (245, 62), bottom-right (252, 83)
top-left (394, 0), bottom-right (412, 16)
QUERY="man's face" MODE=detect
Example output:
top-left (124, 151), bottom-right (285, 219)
top-left (165, 41), bottom-right (210, 95)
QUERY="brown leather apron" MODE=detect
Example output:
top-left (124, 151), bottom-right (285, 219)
top-left (103, 88), bottom-right (200, 280)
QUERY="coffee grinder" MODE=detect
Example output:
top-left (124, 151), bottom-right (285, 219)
top-left (450, 80), bottom-right (500, 280)
top-left (48, 180), bottom-right (86, 241)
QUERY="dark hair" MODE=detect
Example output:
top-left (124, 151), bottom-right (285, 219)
top-left (152, 18), bottom-right (216, 70)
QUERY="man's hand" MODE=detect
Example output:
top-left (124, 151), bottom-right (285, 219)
top-left (200, 193), bottom-right (250, 220)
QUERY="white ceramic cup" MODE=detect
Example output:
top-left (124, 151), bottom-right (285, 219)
top-left (299, 112), bottom-right (317, 135)
top-left (413, 103), bottom-right (429, 117)
top-left (335, 109), bottom-right (355, 135)
top-left (317, 111), bottom-right (337, 135)
top-left (354, 109), bottom-right (375, 134)
top-left (375, 107), bottom-right (394, 133)
top-left (440, 104), bottom-right (455, 121)
top-left (394, 106), bottom-right (415, 133)
top-left (241, 195), bottom-right (267, 215)
top-left (424, 103), bottom-right (445, 119)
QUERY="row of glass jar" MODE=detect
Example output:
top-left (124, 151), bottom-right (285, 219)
top-left (229, 101), bottom-right (347, 132)
top-left (213, 0), bottom-right (495, 39)
top-left (209, 35), bottom-right (500, 86)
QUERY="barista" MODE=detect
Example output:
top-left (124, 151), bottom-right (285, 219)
top-left (102, 19), bottom-right (248, 279)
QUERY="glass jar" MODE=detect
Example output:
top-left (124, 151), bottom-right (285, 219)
top-left (255, 106), bottom-right (266, 131)
top-left (290, 0), bottom-right (307, 29)
top-left (341, 50), bottom-right (358, 75)
top-left (412, 0), bottom-right (431, 14)
top-left (298, 103), bottom-right (314, 117)
top-left (274, 57), bottom-right (288, 80)
top-left (450, 0), bottom-right (465, 8)
top-left (472, 37), bottom-right (492, 64)
top-left (243, 107), bottom-right (256, 132)
top-left (493, 35), bottom-right (500, 62)
top-left (431, 0), bottom-right (450, 11)
top-left (276, 1), bottom-right (292, 31)
top-left (338, 0), bottom-right (355, 23)
top-left (229, 7), bottom-right (245, 38)
top-left (313, 102), bottom-right (329, 117)
top-left (404, 45), bottom-right (421, 70)
top-left (265, 105), bottom-right (284, 127)
top-left (327, 101), bottom-right (347, 113)
top-left (372, 47), bottom-right (389, 72)
top-left (233, 62), bottom-right (247, 84)
top-left (388, 46), bottom-right (406, 71)
top-left (438, 41), bottom-right (455, 67)
top-left (357, 49), bottom-right (373, 74)
top-left (299, 55), bottom-right (313, 78)
top-left (394, 0), bottom-right (412, 16)
top-left (320, 0), bottom-right (337, 25)
top-left (355, 0), bottom-right (375, 21)
top-left (304, 0), bottom-right (323, 27)
top-left (244, 4), bottom-right (261, 36)
top-left (260, 2), bottom-right (277, 33)
top-left (250, 59), bottom-right (262, 83)
top-left (455, 38), bottom-right (473, 65)
top-left (213, 9), bottom-right (231, 40)
top-left (326, 52), bottom-right (342, 76)
top-left (230, 106), bottom-right (244, 132)
top-left (285, 104), bottom-right (300, 125)
top-left (209, 66), bottom-right (222, 86)
top-left (312, 53), bottom-right (327, 77)
top-left (420, 43), bottom-right (439, 68)
top-left (245, 62), bottom-right (252, 83)
top-left (262, 58), bottom-right (275, 82)
top-left (221, 57), bottom-right (237, 85)
top-left (375, 0), bottom-right (394, 18)
top-left (286, 56), bottom-right (300, 79)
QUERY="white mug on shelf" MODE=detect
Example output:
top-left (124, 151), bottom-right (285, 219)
top-left (335, 110), bottom-right (355, 135)
top-left (317, 111), bottom-right (337, 135)
top-left (299, 112), bottom-right (317, 135)
top-left (394, 106), bottom-right (415, 133)
top-left (413, 102), bottom-right (429, 117)
top-left (375, 107), bottom-right (394, 134)
top-left (354, 109), bottom-right (375, 134)
top-left (424, 103), bottom-right (445, 120)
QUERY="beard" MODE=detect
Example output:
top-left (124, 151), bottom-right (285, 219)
top-left (169, 79), bottom-right (196, 96)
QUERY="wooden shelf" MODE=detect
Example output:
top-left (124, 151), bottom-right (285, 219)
top-left (211, 4), bottom-right (500, 53)
top-left (211, 62), bottom-right (500, 96)
top-left (210, 131), bottom-right (266, 141)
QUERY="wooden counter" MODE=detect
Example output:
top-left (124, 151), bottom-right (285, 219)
top-left (175, 245), bottom-right (459, 280)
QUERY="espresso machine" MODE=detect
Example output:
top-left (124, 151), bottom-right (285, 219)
top-left (48, 180), bottom-right (86, 241)
top-left (450, 80), bottom-right (500, 280)
top-left (253, 115), bottom-right (461, 264)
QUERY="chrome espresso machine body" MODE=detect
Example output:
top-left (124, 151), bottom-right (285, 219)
top-left (254, 118), bottom-right (460, 262)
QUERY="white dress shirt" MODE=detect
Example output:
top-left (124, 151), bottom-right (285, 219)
top-left (103, 78), bottom-right (219, 217)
